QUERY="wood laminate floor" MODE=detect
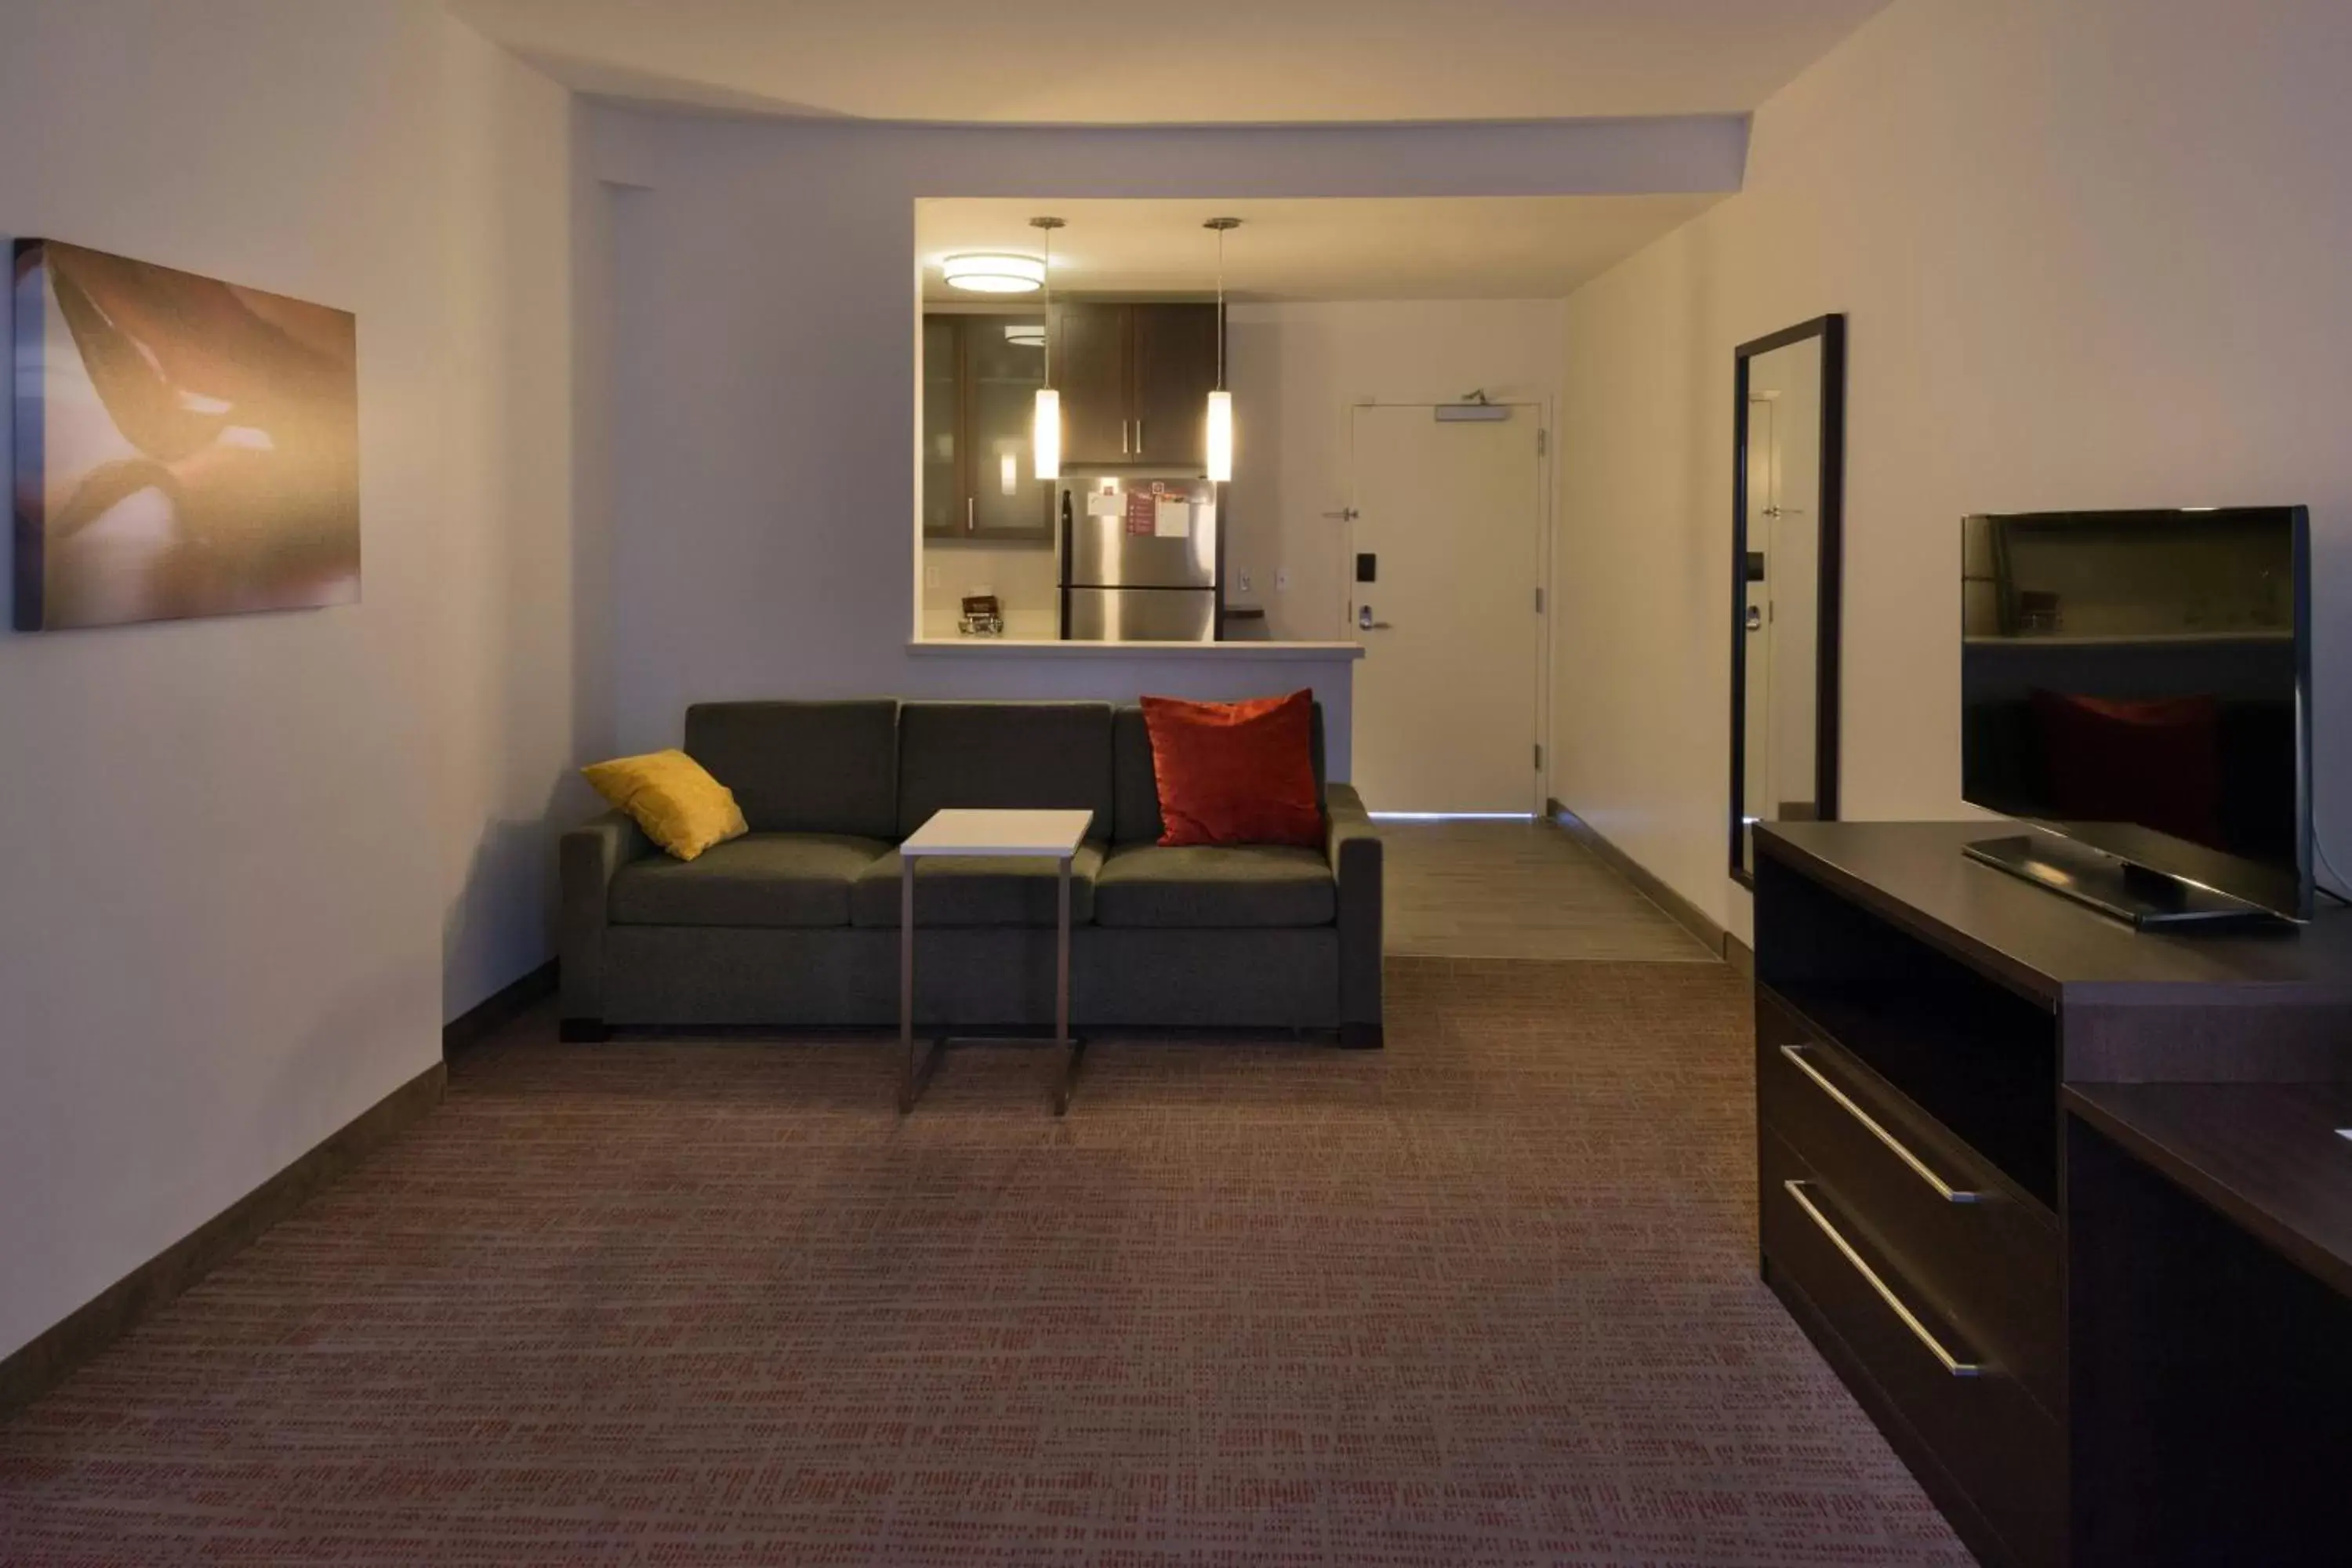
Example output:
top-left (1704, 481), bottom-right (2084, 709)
top-left (1380, 818), bottom-right (1719, 962)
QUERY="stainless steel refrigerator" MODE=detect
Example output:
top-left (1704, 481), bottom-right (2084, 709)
top-left (1059, 475), bottom-right (1221, 641)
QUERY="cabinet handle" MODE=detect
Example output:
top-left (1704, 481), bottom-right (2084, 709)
top-left (966, 496), bottom-right (975, 531)
top-left (1121, 419), bottom-right (1130, 456)
top-left (1135, 417), bottom-right (1144, 454)
top-left (1780, 1044), bottom-right (1985, 1203)
top-left (1784, 1180), bottom-right (1984, 1378)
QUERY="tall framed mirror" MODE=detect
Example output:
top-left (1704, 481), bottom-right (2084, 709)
top-left (1731, 315), bottom-right (1846, 886)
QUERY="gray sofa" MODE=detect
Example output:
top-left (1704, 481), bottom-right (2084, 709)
top-left (559, 699), bottom-right (1383, 1045)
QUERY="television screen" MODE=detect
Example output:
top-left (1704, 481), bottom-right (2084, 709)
top-left (1961, 507), bottom-right (2311, 921)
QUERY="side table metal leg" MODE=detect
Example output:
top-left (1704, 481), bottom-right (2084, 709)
top-left (1053, 853), bottom-right (1083, 1115)
top-left (898, 858), bottom-right (920, 1113)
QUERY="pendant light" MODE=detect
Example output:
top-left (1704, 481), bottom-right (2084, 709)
top-left (1203, 218), bottom-right (1240, 483)
top-left (1029, 216), bottom-right (1065, 481)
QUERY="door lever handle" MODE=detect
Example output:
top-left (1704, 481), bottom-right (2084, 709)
top-left (1357, 605), bottom-right (1393, 632)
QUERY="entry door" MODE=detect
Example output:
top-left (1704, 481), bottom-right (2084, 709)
top-left (1348, 405), bottom-right (1544, 814)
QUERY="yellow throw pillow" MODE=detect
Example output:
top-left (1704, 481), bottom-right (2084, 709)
top-left (582, 750), bottom-right (749, 862)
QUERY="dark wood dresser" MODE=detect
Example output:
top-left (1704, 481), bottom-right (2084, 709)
top-left (1753, 822), bottom-right (2352, 1568)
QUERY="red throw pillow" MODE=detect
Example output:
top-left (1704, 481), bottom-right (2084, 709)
top-left (1141, 691), bottom-right (1325, 848)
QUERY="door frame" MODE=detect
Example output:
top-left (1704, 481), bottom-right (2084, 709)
top-left (1344, 397), bottom-right (1555, 817)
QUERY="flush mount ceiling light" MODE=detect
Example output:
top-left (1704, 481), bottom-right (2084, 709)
top-left (942, 252), bottom-right (1044, 294)
top-left (1029, 217), bottom-right (1065, 480)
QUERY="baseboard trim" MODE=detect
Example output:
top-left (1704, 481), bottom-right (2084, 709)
top-left (443, 959), bottom-right (557, 1055)
top-left (1724, 934), bottom-right (1755, 978)
top-left (0, 1058), bottom-right (445, 1420)
top-left (1549, 801), bottom-right (1732, 962)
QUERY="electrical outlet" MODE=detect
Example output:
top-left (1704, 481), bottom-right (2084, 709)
top-left (924, 564), bottom-right (939, 590)
top-left (1237, 571), bottom-right (1254, 596)
top-left (1276, 568), bottom-right (1290, 593)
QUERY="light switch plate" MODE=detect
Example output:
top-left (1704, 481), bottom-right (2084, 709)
top-left (924, 564), bottom-right (939, 590)
top-left (1237, 572), bottom-right (1253, 595)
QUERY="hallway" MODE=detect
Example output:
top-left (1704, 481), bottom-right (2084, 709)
top-left (1378, 818), bottom-right (1717, 962)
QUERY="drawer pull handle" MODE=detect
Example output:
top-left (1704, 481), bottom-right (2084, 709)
top-left (1780, 1044), bottom-right (1985, 1204)
top-left (1784, 1180), bottom-right (1983, 1378)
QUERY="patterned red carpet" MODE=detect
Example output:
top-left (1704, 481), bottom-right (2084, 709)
top-left (0, 960), bottom-right (1965, 1565)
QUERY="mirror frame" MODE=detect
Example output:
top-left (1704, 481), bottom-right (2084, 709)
top-left (1730, 314), bottom-right (1846, 889)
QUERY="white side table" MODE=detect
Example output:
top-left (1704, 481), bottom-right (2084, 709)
top-left (897, 808), bottom-right (1093, 1115)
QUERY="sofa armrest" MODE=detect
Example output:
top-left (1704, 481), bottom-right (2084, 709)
top-left (559, 809), bottom-right (651, 1026)
top-left (1324, 782), bottom-right (1384, 1044)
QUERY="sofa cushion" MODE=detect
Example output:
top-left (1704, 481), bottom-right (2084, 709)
top-left (1092, 843), bottom-right (1337, 928)
top-left (1141, 691), bottom-right (1326, 848)
top-left (684, 700), bottom-right (899, 839)
top-left (580, 748), bottom-right (749, 862)
top-left (897, 702), bottom-right (1116, 839)
top-left (1112, 701), bottom-right (1329, 843)
top-left (851, 844), bottom-right (1105, 928)
top-left (608, 833), bottom-right (888, 928)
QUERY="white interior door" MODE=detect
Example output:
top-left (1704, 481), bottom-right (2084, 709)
top-left (1348, 405), bottom-right (1544, 814)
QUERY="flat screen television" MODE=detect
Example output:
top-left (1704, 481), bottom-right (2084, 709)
top-left (1960, 506), bottom-right (2311, 924)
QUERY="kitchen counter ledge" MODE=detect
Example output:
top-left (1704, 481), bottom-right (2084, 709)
top-left (907, 638), bottom-right (1363, 662)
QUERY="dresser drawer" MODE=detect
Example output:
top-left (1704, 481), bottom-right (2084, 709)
top-left (1762, 1129), bottom-right (2065, 1568)
top-left (1757, 992), bottom-right (2064, 1417)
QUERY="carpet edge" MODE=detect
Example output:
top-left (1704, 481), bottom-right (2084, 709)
top-left (0, 1058), bottom-right (446, 1419)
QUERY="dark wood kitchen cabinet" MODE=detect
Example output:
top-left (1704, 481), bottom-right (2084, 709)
top-left (920, 315), bottom-right (960, 537)
top-left (1048, 301), bottom-right (1220, 469)
top-left (1051, 303), bottom-right (1132, 466)
top-left (1132, 305), bottom-right (1221, 467)
top-left (921, 312), bottom-right (1054, 542)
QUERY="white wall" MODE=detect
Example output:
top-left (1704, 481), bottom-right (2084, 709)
top-left (440, 26), bottom-right (589, 1018)
top-left (1552, 0), bottom-right (2352, 942)
top-left (0, 0), bottom-right (578, 1360)
top-left (1225, 299), bottom-right (1563, 643)
top-left (588, 108), bottom-right (1741, 757)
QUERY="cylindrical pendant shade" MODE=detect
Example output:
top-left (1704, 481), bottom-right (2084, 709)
top-left (1205, 389), bottom-right (1234, 483)
top-left (1033, 387), bottom-right (1062, 481)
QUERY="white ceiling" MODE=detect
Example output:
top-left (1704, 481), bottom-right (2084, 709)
top-left (451, 0), bottom-right (1893, 124)
top-left (917, 196), bottom-right (1725, 302)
